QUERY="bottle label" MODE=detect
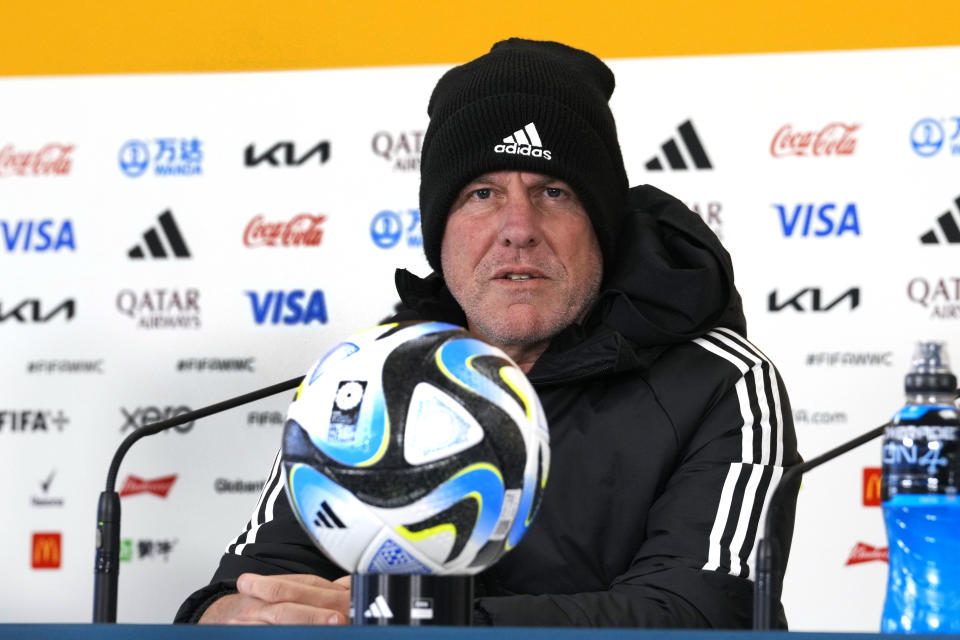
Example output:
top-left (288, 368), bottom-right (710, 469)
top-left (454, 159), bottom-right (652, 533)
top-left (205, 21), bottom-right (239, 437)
top-left (882, 405), bottom-right (960, 501)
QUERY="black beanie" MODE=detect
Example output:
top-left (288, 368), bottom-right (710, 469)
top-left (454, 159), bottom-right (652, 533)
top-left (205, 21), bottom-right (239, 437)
top-left (419, 38), bottom-right (630, 275)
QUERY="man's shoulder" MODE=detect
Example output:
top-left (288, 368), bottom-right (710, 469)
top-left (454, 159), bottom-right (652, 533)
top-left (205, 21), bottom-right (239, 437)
top-left (631, 328), bottom-right (790, 448)
top-left (644, 327), bottom-right (783, 416)
top-left (654, 327), bottom-right (779, 382)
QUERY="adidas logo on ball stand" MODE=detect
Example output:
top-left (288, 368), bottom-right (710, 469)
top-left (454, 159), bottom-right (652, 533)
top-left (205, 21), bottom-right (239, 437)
top-left (363, 594), bottom-right (394, 619)
top-left (351, 573), bottom-right (472, 626)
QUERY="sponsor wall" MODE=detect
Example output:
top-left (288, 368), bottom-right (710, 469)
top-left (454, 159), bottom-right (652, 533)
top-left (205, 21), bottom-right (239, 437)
top-left (1, 46), bottom-right (959, 630)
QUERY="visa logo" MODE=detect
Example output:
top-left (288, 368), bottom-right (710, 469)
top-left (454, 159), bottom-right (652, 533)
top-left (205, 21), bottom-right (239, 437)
top-left (1, 220), bottom-right (75, 251)
top-left (774, 203), bottom-right (860, 237)
top-left (246, 290), bottom-right (328, 325)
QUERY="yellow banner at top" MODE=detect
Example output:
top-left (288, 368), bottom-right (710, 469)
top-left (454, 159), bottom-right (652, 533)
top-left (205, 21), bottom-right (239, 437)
top-left (2, 0), bottom-right (959, 76)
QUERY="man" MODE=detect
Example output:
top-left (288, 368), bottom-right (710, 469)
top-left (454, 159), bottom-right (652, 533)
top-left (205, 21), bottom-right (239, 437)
top-left (176, 38), bottom-right (799, 627)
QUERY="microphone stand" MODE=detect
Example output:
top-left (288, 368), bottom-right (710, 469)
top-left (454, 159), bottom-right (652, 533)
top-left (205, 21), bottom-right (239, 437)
top-left (752, 421), bottom-right (890, 630)
top-left (92, 376), bottom-right (303, 623)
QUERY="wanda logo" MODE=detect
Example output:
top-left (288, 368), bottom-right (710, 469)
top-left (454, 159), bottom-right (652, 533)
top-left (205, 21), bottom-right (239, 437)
top-left (243, 214), bottom-right (325, 247)
top-left (770, 123), bottom-right (859, 157)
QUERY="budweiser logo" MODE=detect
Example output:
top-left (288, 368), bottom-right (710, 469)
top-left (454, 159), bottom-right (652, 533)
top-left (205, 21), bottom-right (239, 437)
top-left (243, 214), bottom-right (325, 247)
top-left (119, 474), bottom-right (178, 498)
top-left (0, 144), bottom-right (74, 177)
top-left (845, 542), bottom-right (888, 565)
top-left (770, 123), bottom-right (859, 157)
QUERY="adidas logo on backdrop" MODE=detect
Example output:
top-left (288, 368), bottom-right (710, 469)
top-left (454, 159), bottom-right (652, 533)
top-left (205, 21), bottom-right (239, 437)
top-left (645, 119), bottom-right (712, 171)
top-left (493, 122), bottom-right (552, 160)
top-left (920, 194), bottom-right (960, 244)
top-left (129, 210), bottom-right (191, 259)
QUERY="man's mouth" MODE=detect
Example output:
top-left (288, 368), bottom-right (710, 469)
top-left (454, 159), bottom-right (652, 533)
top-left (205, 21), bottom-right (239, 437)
top-left (493, 267), bottom-right (546, 282)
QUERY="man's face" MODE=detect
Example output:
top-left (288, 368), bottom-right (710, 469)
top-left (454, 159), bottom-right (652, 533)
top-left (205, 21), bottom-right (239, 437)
top-left (440, 170), bottom-right (603, 351)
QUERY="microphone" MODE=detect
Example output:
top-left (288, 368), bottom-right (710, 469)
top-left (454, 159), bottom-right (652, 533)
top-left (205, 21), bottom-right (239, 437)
top-left (754, 386), bottom-right (960, 630)
top-left (752, 421), bottom-right (889, 629)
top-left (92, 376), bottom-right (303, 623)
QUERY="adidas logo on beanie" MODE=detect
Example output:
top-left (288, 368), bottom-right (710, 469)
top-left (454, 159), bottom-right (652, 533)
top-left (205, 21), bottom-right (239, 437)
top-left (494, 122), bottom-right (552, 160)
top-left (418, 38), bottom-right (630, 275)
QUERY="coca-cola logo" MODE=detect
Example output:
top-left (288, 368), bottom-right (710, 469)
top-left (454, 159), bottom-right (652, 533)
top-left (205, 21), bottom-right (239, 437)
top-left (770, 123), bottom-right (859, 157)
top-left (845, 542), bottom-right (888, 566)
top-left (243, 214), bottom-right (325, 248)
top-left (0, 144), bottom-right (74, 177)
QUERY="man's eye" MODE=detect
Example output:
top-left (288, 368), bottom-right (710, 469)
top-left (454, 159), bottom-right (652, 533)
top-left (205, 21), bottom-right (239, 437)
top-left (545, 187), bottom-right (564, 198)
top-left (473, 188), bottom-right (492, 200)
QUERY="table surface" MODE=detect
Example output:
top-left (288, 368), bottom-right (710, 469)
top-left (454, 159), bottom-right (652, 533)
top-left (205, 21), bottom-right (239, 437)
top-left (0, 626), bottom-right (924, 640)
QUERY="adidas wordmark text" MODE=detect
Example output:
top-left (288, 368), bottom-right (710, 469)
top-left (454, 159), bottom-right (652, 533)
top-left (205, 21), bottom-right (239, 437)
top-left (494, 122), bottom-right (552, 160)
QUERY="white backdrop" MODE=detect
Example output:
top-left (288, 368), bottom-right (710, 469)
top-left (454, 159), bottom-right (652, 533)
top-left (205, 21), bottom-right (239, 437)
top-left (1, 45), bottom-right (959, 630)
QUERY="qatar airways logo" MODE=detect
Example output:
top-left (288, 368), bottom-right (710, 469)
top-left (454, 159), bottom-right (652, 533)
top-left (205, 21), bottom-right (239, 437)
top-left (243, 214), bottom-right (325, 248)
top-left (907, 277), bottom-right (960, 319)
top-left (372, 130), bottom-right (423, 171)
top-left (770, 123), bottom-right (859, 157)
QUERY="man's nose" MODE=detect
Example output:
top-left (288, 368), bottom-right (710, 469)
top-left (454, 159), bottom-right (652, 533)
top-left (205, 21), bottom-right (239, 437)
top-left (497, 193), bottom-right (541, 249)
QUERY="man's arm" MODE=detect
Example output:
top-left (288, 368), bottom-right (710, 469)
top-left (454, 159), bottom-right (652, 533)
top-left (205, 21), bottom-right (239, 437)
top-left (476, 330), bottom-right (799, 628)
top-left (174, 450), bottom-right (348, 623)
top-left (197, 574), bottom-right (350, 624)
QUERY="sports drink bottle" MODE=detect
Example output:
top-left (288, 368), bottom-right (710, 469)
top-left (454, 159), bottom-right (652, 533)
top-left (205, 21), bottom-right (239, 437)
top-left (881, 341), bottom-right (960, 633)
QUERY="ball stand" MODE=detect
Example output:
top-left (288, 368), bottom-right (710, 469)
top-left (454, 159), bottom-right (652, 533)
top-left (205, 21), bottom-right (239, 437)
top-left (351, 574), bottom-right (473, 626)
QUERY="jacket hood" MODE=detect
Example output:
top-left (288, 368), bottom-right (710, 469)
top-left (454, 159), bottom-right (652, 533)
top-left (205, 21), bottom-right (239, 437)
top-left (602, 185), bottom-right (745, 346)
top-left (394, 184), bottom-right (746, 383)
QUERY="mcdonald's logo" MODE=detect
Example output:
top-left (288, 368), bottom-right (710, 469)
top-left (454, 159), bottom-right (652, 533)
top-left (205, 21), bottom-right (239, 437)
top-left (862, 467), bottom-right (882, 507)
top-left (32, 532), bottom-right (61, 569)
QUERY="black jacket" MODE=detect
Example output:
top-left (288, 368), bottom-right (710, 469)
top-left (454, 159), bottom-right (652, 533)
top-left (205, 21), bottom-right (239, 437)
top-left (175, 185), bottom-right (799, 627)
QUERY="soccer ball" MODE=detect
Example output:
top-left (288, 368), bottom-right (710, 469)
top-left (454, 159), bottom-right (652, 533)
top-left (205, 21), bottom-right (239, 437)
top-left (281, 321), bottom-right (550, 575)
